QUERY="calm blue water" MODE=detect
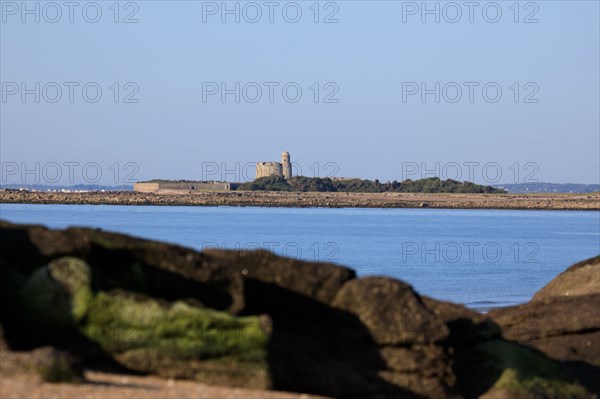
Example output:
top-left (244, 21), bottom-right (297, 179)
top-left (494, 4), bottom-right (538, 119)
top-left (1, 204), bottom-right (598, 310)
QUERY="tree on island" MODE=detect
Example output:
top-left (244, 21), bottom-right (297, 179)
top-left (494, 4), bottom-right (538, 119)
top-left (236, 176), bottom-right (505, 194)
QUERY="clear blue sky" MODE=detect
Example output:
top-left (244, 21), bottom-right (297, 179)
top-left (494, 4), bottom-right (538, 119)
top-left (1, 1), bottom-right (599, 185)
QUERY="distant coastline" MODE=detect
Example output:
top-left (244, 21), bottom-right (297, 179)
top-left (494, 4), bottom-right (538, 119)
top-left (493, 182), bottom-right (600, 194)
top-left (1, 181), bottom-right (598, 194)
top-left (1, 190), bottom-right (598, 211)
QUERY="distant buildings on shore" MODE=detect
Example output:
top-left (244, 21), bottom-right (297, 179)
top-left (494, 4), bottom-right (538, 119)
top-left (128, 153), bottom-right (600, 194)
top-left (133, 151), bottom-right (293, 193)
top-left (493, 183), bottom-right (600, 193)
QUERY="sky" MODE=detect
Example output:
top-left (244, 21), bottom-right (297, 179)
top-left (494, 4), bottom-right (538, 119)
top-left (1, 0), bottom-right (599, 185)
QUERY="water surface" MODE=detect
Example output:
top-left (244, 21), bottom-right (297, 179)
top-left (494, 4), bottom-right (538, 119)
top-left (1, 204), bottom-right (598, 310)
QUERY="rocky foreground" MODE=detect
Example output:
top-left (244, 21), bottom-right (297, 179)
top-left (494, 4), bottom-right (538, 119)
top-left (1, 189), bottom-right (599, 210)
top-left (0, 221), bottom-right (599, 398)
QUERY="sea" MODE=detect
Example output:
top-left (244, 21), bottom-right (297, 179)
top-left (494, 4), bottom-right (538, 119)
top-left (1, 204), bottom-right (598, 311)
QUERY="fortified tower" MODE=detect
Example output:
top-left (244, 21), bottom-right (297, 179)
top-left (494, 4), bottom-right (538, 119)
top-left (256, 162), bottom-right (283, 179)
top-left (282, 151), bottom-right (292, 180)
top-left (255, 151), bottom-right (292, 180)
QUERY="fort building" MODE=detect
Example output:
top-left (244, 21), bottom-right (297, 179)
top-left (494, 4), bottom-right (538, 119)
top-left (134, 151), bottom-right (292, 194)
top-left (134, 180), bottom-right (239, 193)
top-left (255, 162), bottom-right (282, 180)
top-left (256, 151), bottom-right (292, 180)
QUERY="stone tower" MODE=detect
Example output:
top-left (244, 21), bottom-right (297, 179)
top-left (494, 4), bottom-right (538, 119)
top-left (282, 151), bottom-right (292, 180)
top-left (256, 162), bottom-right (283, 179)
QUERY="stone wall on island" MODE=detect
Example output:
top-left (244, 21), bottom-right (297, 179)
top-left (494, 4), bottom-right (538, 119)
top-left (134, 181), bottom-right (238, 193)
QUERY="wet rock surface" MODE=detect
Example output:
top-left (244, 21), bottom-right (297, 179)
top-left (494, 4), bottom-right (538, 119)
top-left (1, 221), bottom-right (597, 398)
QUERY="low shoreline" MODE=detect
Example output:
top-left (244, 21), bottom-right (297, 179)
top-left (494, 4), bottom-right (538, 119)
top-left (1, 190), bottom-right (599, 210)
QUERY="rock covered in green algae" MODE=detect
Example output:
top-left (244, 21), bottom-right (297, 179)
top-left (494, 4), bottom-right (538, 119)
top-left (12, 255), bottom-right (271, 388)
top-left (83, 291), bottom-right (270, 386)
top-left (17, 257), bottom-right (93, 327)
top-left (457, 340), bottom-right (589, 399)
top-left (85, 292), bottom-right (268, 357)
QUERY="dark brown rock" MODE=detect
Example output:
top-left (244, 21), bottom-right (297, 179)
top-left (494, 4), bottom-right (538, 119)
top-left (422, 297), bottom-right (501, 344)
top-left (0, 221), bottom-right (355, 315)
top-left (0, 324), bottom-right (7, 352)
top-left (205, 248), bottom-right (356, 307)
top-left (332, 277), bottom-right (449, 345)
top-left (529, 331), bottom-right (600, 367)
top-left (532, 255), bottom-right (600, 301)
top-left (489, 295), bottom-right (600, 346)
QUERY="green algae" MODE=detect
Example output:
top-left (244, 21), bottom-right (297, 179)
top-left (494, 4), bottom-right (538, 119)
top-left (17, 257), bottom-right (93, 327)
top-left (14, 255), bottom-right (268, 380)
top-left (479, 340), bottom-right (588, 398)
top-left (83, 291), bottom-right (268, 362)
